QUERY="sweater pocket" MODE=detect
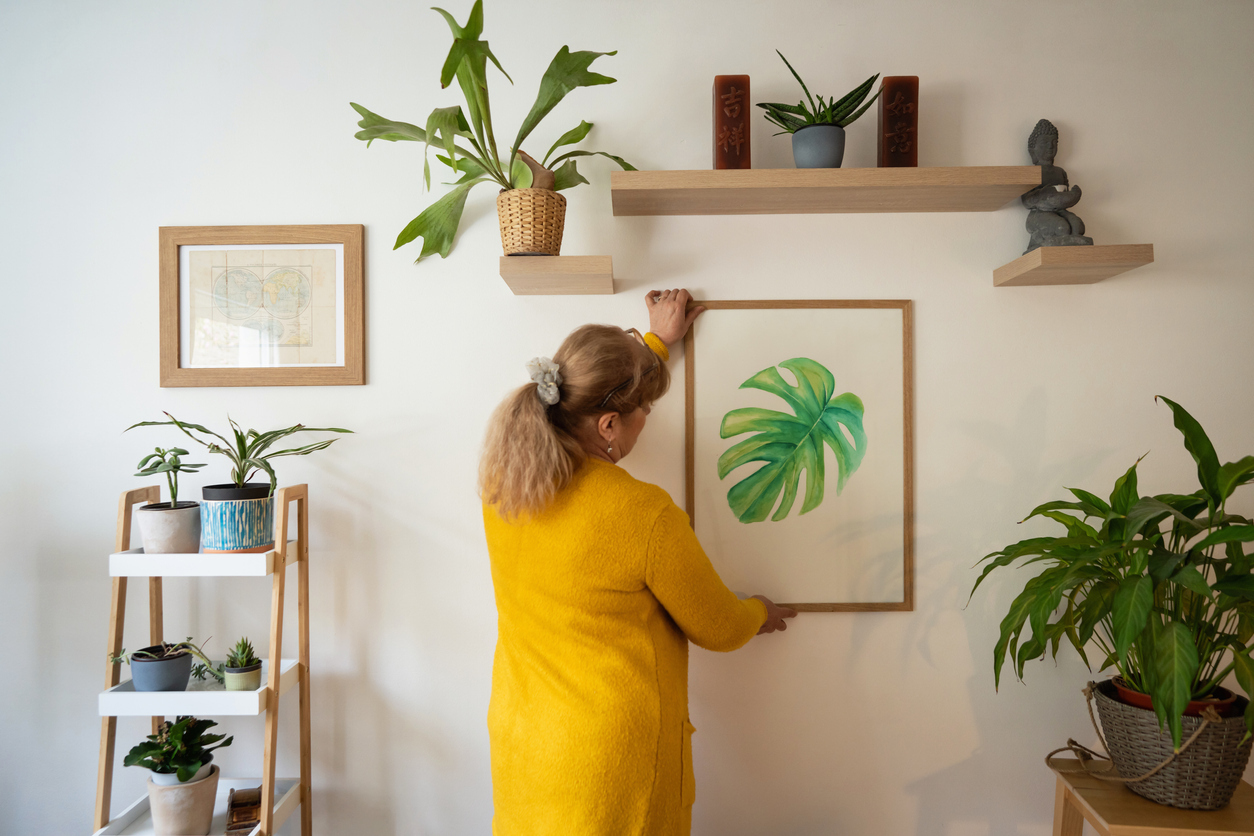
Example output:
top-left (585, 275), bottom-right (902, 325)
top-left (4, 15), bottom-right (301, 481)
top-left (681, 719), bottom-right (696, 807)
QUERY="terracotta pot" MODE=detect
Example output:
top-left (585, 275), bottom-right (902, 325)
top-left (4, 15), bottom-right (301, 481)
top-left (1111, 677), bottom-right (1241, 717)
top-left (147, 764), bottom-right (220, 835)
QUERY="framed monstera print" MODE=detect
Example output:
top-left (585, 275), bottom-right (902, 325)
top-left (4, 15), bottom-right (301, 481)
top-left (158, 225), bottom-right (364, 387)
top-left (684, 300), bottom-right (914, 611)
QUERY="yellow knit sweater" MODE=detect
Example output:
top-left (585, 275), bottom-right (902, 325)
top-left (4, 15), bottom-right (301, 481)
top-left (483, 458), bottom-right (768, 836)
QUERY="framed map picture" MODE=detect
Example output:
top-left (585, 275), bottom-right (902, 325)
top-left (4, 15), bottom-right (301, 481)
top-left (685, 300), bottom-right (914, 611)
top-left (159, 225), bottom-right (364, 386)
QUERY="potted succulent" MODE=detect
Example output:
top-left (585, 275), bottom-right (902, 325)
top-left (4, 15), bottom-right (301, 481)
top-left (134, 446), bottom-right (206, 554)
top-left (349, 0), bottom-right (635, 262)
top-left (756, 51), bottom-right (880, 169)
top-left (110, 638), bottom-right (224, 692)
top-left (971, 397), bottom-right (1254, 809)
top-left (124, 716), bottom-right (233, 836)
top-left (128, 413), bottom-right (351, 553)
top-left (223, 636), bottom-right (262, 691)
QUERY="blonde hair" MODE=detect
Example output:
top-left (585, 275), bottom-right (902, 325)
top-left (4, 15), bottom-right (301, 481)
top-left (479, 325), bottom-right (671, 519)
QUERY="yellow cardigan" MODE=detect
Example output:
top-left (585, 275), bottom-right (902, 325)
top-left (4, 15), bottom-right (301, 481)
top-left (483, 458), bottom-right (768, 836)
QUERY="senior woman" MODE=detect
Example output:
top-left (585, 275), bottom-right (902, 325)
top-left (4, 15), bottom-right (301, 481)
top-left (479, 288), bottom-right (796, 836)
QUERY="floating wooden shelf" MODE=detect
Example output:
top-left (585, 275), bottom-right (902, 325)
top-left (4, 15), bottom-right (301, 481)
top-left (99, 659), bottom-right (299, 717)
top-left (92, 776), bottom-right (300, 835)
top-left (610, 166), bottom-right (1042, 216)
top-left (499, 255), bottom-right (613, 295)
top-left (993, 244), bottom-right (1154, 286)
top-left (108, 541), bottom-right (298, 577)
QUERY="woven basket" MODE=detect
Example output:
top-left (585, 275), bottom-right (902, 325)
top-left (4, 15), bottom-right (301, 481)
top-left (1093, 679), bottom-right (1252, 809)
top-left (497, 188), bottom-right (566, 256)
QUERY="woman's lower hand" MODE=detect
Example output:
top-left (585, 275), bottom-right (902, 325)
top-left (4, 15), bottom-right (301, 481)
top-left (751, 595), bottom-right (798, 634)
top-left (646, 288), bottom-right (704, 346)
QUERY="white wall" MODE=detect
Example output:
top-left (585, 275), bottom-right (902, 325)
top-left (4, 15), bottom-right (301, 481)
top-left (3, 1), bottom-right (1253, 834)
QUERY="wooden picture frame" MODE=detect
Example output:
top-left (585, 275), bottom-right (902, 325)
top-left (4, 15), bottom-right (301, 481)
top-left (684, 299), bottom-right (914, 612)
top-left (159, 225), bottom-right (364, 387)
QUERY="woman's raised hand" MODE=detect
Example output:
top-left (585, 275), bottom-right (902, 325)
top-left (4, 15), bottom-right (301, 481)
top-left (646, 288), bottom-right (705, 346)
top-left (751, 595), bottom-right (798, 634)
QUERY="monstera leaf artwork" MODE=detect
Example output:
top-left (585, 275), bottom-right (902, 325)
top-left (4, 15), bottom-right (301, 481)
top-left (718, 358), bottom-right (867, 523)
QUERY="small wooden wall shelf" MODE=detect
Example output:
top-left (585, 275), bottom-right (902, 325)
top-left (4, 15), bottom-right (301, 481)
top-left (499, 255), bottom-right (613, 295)
top-left (609, 166), bottom-right (1042, 216)
top-left (994, 243), bottom-right (1154, 286)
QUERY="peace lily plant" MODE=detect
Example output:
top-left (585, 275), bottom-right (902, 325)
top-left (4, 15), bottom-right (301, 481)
top-left (350, 0), bottom-right (635, 261)
top-left (971, 397), bottom-right (1254, 749)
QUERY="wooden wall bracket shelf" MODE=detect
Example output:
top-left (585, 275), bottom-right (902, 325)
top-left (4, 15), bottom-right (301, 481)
top-left (993, 243), bottom-right (1154, 286)
top-left (499, 255), bottom-right (613, 295)
top-left (610, 166), bottom-right (1042, 215)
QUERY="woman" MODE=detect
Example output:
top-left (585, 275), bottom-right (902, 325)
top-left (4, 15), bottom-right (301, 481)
top-left (480, 289), bottom-right (796, 836)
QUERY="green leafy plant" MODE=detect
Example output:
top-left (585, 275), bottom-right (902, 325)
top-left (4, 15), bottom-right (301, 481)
top-left (124, 716), bottom-right (233, 782)
top-left (717, 358), bottom-right (866, 523)
top-left (110, 637), bottom-right (224, 684)
top-left (135, 446), bottom-right (205, 507)
top-left (225, 637), bottom-right (260, 669)
top-left (971, 397), bottom-right (1254, 749)
top-left (349, 0), bottom-right (636, 262)
top-left (756, 51), bottom-right (880, 135)
top-left (126, 412), bottom-right (352, 496)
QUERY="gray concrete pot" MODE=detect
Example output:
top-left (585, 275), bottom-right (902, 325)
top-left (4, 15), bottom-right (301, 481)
top-left (791, 124), bottom-right (846, 168)
top-left (224, 662), bottom-right (262, 691)
top-left (137, 502), bottom-right (201, 555)
top-left (147, 763), bottom-right (219, 835)
top-left (130, 645), bottom-right (193, 692)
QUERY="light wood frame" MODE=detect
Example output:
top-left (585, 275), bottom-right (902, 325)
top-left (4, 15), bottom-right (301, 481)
top-left (684, 299), bottom-right (915, 612)
top-left (159, 224), bottom-right (364, 387)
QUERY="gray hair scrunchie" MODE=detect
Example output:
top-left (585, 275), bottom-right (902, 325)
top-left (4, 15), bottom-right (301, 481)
top-left (526, 357), bottom-right (562, 406)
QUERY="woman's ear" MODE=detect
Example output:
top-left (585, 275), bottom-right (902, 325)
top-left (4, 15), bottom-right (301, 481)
top-left (596, 412), bottom-right (618, 442)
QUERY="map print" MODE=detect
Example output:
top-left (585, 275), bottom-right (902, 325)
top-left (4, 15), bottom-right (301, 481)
top-left (189, 249), bottom-right (337, 367)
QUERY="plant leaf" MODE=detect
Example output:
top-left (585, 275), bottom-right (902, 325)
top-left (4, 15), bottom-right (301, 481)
top-left (717, 358), bottom-right (866, 523)
top-left (393, 178), bottom-right (487, 261)
top-left (1219, 456), bottom-right (1254, 502)
top-left (509, 156), bottom-right (533, 189)
top-left (551, 159), bottom-right (590, 191)
top-left (1193, 525), bottom-right (1254, 551)
top-left (1158, 397), bottom-right (1221, 506)
top-left (1111, 575), bottom-right (1153, 666)
top-left (350, 102), bottom-right (426, 145)
top-left (512, 47), bottom-right (617, 160)
top-left (423, 106), bottom-right (469, 190)
top-left (1110, 461), bottom-right (1141, 516)
top-left (1153, 621), bottom-right (1199, 750)
top-left (1231, 651), bottom-right (1254, 739)
top-left (546, 149), bottom-right (637, 172)
top-left (541, 120), bottom-right (593, 167)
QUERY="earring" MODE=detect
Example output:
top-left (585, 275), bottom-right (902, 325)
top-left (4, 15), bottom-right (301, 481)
top-left (607, 443), bottom-right (613, 454)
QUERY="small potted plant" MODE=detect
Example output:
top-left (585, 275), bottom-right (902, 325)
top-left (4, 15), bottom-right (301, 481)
top-left (223, 636), bottom-right (262, 691)
top-left (128, 413), bottom-right (351, 553)
top-left (124, 716), bottom-right (233, 836)
top-left (350, 0), bottom-right (635, 262)
top-left (111, 637), bottom-right (224, 692)
top-left (971, 397), bottom-right (1254, 810)
top-left (134, 446), bottom-right (206, 554)
top-left (756, 51), bottom-right (880, 169)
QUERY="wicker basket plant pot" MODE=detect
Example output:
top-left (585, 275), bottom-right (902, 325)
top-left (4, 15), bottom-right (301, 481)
top-left (497, 188), bottom-right (566, 256)
top-left (1094, 679), bottom-right (1253, 810)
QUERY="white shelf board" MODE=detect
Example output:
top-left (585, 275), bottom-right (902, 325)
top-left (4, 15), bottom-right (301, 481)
top-left (93, 776), bottom-right (300, 836)
top-left (100, 659), bottom-right (299, 717)
top-left (109, 540), bottom-right (298, 577)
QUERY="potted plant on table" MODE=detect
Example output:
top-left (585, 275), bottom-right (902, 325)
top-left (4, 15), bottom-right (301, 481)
top-left (110, 637), bottom-right (224, 692)
top-left (125, 716), bottom-right (233, 836)
top-left (756, 51), bottom-right (880, 169)
top-left (223, 636), bottom-right (263, 691)
top-left (971, 397), bottom-right (1254, 810)
top-left (349, 0), bottom-right (635, 262)
top-left (127, 413), bottom-right (350, 553)
top-left (134, 446), bottom-right (206, 554)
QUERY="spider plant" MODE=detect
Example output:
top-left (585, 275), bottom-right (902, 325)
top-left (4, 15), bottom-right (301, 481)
top-left (756, 50), bottom-right (880, 135)
top-left (349, 0), bottom-right (635, 262)
top-left (126, 413), bottom-right (352, 496)
top-left (970, 397), bottom-right (1254, 748)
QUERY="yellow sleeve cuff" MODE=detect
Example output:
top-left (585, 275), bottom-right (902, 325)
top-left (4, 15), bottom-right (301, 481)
top-left (643, 332), bottom-right (670, 362)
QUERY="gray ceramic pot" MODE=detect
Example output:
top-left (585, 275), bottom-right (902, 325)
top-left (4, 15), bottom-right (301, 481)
top-left (136, 502), bottom-right (201, 555)
top-left (130, 646), bottom-right (193, 692)
top-left (224, 662), bottom-right (263, 692)
top-left (791, 124), bottom-right (846, 168)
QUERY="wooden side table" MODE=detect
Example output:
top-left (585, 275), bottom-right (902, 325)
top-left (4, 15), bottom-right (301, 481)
top-left (1049, 757), bottom-right (1254, 836)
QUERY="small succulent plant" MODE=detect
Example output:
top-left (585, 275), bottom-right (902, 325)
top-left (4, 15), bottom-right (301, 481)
top-left (756, 51), bottom-right (880, 135)
top-left (225, 637), bottom-right (260, 669)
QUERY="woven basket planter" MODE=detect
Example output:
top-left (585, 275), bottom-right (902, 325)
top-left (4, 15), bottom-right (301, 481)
top-left (1093, 679), bottom-right (1252, 809)
top-left (497, 188), bottom-right (566, 256)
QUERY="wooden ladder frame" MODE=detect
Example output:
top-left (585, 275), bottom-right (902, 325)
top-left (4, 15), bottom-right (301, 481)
top-left (94, 484), bottom-right (312, 836)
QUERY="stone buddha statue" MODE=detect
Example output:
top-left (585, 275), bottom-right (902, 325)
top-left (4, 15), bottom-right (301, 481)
top-left (1021, 119), bottom-right (1093, 254)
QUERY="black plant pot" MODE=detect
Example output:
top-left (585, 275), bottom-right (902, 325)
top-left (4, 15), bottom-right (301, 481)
top-left (202, 483), bottom-right (272, 501)
top-left (130, 645), bottom-right (193, 692)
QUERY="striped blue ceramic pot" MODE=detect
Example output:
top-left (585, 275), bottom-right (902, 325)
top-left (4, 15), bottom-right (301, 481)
top-left (200, 484), bottom-right (275, 553)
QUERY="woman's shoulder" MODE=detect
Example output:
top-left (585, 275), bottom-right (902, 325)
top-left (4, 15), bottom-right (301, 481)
top-left (577, 459), bottom-right (675, 516)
